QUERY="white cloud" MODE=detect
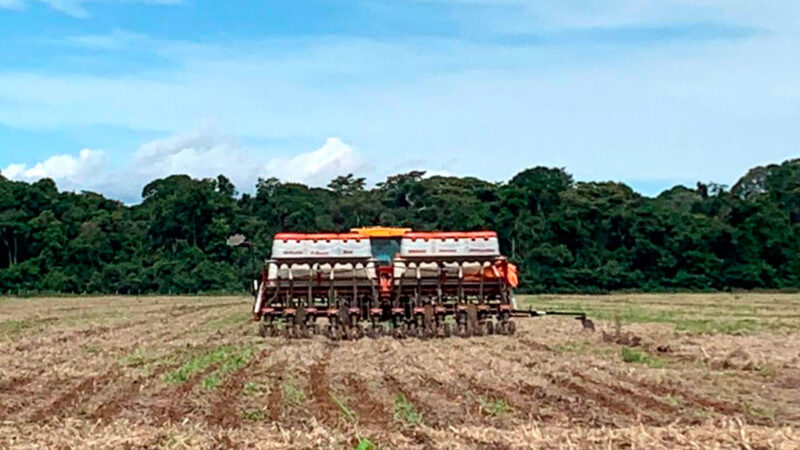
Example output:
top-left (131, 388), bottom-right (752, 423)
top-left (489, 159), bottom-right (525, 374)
top-left (1, 30), bottom-right (798, 191)
top-left (131, 131), bottom-right (369, 195)
top-left (1, 128), bottom-right (369, 201)
top-left (123, 126), bottom-right (260, 198)
top-left (134, 126), bottom-right (240, 168)
top-left (264, 137), bottom-right (369, 185)
top-left (1, 2), bottom-right (799, 194)
top-left (2, 149), bottom-right (107, 191)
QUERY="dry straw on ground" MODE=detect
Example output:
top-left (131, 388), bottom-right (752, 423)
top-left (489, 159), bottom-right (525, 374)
top-left (1, 294), bottom-right (799, 449)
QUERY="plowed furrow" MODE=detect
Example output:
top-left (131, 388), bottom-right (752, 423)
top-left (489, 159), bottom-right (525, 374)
top-left (309, 349), bottom-right (338, 426)
top-left (0, 375), bottom-right (36, 420)
top-left (342, 375), bottom-right (391, 431)
top-left (207, 348), bottom-right (270, 428)
top-left (464, 376), bottom-right (523, 418)
top-left (30, 368), bottom-right (119, 423)
top-left (516, 383), bottom-right (582, 424)
top-left (89, 364), bottom-right (176, 425)
top-left (573, 372), bottom-right (677, 419)
top-left (516, 337), bottom-right (553, 353)
top-left (152, 361), bottom-right (224, 425)
top-left (0, 374), bottom-right (34, 393)
top-left (122, 309), bottom-right (239, 353)
top-left (422, 348), bottom-right (536, 422)
top-left (548, 374), bottom-right (654, 426)
top-left (628, 378), bottom-right (748, 420)
top-left (382, 374), bottom-right (442, 428)
top-left (12, 321), bottom-right (142, 353)
top-left (267, 360), bottom-right (285, 422)
top-left (166, 302), bottom-right (240, 318)
top-left (413, 369), bottom-right (491, 426)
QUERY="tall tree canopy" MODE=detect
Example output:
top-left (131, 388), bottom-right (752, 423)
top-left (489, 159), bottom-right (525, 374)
top-left (1, 159), bottom-right (798, 294)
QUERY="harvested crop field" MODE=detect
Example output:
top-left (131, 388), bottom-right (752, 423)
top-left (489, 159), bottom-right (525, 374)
top-left (1, 294), bottom-right (799, 449)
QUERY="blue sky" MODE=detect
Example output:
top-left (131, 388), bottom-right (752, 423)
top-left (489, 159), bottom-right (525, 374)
top-left (0, 1), bottom-right (798, 202)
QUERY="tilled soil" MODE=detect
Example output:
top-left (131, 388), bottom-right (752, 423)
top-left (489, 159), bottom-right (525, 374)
top-left (1, 295), bottom-right (799, 449)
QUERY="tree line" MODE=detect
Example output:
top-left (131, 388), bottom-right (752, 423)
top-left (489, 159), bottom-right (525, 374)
top-left (1, 158), bottom-right (798, 294)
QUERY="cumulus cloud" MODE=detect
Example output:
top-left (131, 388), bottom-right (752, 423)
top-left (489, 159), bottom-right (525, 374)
top-left (1, 128), bottom-right (369, 202)
top-left (134, 127), bottom-right (249, 172)
top-left (1, 1), bottom-right (799, 194)
top-left (2, 149), bottom-right (108, 191)
top-left (264, 137), bottom-right (369, 185)
top-left (111, 126), bottom-right (260, 199)
top-left (131, 131), bottom-right (369, 194)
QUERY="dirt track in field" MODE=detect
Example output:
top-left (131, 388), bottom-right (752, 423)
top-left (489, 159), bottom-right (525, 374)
top-left (1, 294), bottom-right (799, 449)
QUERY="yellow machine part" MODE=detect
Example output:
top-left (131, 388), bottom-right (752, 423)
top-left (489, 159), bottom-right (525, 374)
top-left (350, 227), bottom-right (411, 237)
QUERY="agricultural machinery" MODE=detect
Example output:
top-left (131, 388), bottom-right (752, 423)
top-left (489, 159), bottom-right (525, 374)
top-left (252, 227), bottom-right (590, 339)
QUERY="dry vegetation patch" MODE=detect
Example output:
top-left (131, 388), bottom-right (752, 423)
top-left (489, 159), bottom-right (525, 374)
top-left (0, 294), bottom-right (799, 449)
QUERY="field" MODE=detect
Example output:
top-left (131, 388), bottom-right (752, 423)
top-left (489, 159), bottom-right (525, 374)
top-left (1, 294), bottom-right (799, 449)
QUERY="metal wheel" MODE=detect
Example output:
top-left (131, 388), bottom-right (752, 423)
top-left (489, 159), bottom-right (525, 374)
top-left (328, 324), bottom-right (342, 341)
top-left (475, 321), bottom-right (487, 337)
top-left (346, 324), bottom-right (363, 340)
top-left (368, 326), bottom-right (380, 339)
top-left (497, 320), bottom-right (508, 335)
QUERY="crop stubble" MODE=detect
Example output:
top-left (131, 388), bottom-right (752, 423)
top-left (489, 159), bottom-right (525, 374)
top-left (0, 294), bottom-right (799, 449)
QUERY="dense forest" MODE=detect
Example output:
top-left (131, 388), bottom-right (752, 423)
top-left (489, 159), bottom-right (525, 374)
top-left (0, 158), bottom-right (798, 294)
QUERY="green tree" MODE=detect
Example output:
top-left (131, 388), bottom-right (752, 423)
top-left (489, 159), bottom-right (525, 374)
top-left (1, 159), bottom-right (799, 294)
